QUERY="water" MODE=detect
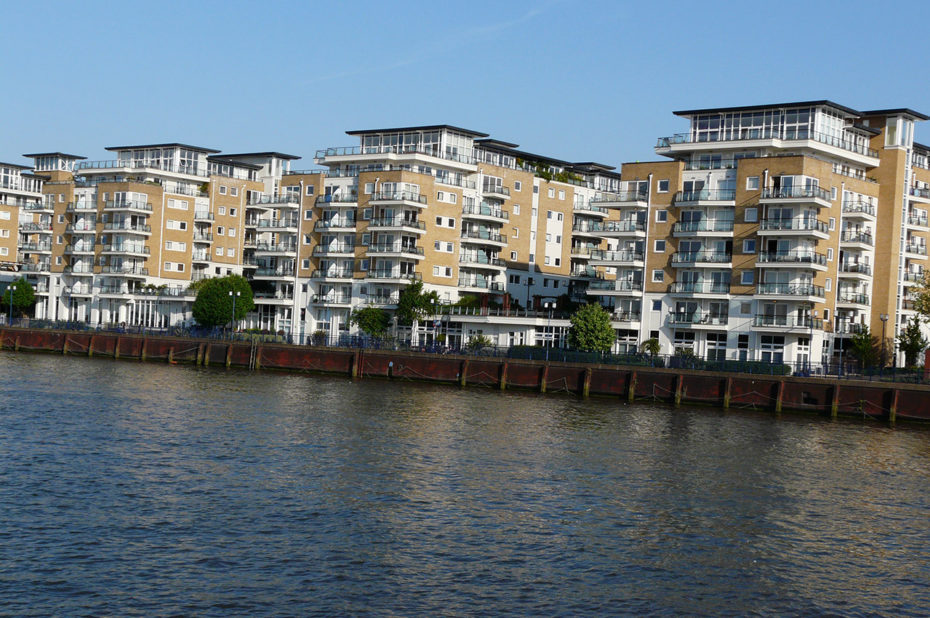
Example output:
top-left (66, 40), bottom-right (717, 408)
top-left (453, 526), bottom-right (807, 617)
top-left (0, 354), bottom-right (928, 616)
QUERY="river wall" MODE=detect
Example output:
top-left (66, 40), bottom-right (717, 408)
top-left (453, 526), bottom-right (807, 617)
top-left (2, 327), bottom-right (929, 423)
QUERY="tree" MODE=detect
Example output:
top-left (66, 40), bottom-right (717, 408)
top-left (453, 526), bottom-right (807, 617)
top-left (568, 303), bottom-right (616, 353)
top-left (466, 333), bottom-right (493, 352)
top-left (191, 275), bottom-right (254, 328)
top-left (395, 280), bottom-right (439, 325)
top-left (641, 337), bottom-right (660, 357)
top-left (349, 307), bottom-right (390, 337)
top-left (912, 271), bottom-right (930, 318)
top-left (2, 277), bottom-right (36, 318)
top-left (849, 325), bottom-right (878, 368)
top-left (897, 316), bottom-right (928, 367)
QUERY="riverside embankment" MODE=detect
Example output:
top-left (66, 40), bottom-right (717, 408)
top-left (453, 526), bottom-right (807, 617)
top-left (2, 326), bottom-right (929, 422)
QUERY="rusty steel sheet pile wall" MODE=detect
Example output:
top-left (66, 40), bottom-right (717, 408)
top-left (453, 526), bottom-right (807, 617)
top-left (2, 327), bottom-right (930, 422)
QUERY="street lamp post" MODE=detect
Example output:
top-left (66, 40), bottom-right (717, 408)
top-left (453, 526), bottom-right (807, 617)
top-left (229, 290), bottom-right (241, 334)
top-left (879, 313), bottom-right (889, 378)
top-left (8, 282), bottom-right (17, 326)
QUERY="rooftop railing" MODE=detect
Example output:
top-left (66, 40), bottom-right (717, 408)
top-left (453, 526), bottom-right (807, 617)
top-left (657, 129), bottom-right (879, 158)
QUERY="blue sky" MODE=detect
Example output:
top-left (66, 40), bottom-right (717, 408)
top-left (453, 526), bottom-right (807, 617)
top-left (5, 0), bottom-right (930, 169)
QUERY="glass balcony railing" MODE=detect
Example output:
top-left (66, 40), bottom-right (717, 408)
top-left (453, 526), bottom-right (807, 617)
top-left (756, 283), bottom-right (825, 298)
top-left (759, 219), bottom-right (829, 233)
top-left (371, 190), bottom-right (427, 204)
top-left (841, 201), bottom-right (875, 217)
top-left (837, 293), bottom-right (870, 305)
top-left (590, 190), bottom-right (648, 204)
top-left (462, 204), bottom-right (509, 219)
top-left (367, 217), bottom-right (423, 230)
top-left (757, 251), bottom-right (828, 266)
top-left (752, 315), bottom-right (824, 329)
top-left (667, 282), bottom-right (731, 294)
top-left (839, 262), bottom-right (872, 276)
top-left (311, 269), bottom-right (355, 279)
top-left (839, 231), bottom-right (874, 245)
top-left (670, 251), bottom-right (731, 264)
top-left (674, 189), bottom-right (736, 203)
top-left (461, 229), bottom-right (506, 243)
top-left (761, 186), bottom-right (832, 202)
top-left (587, 279), bottom-right (643, 292)
top-left (589, 250), bottom-right (644, 262)
top-left (657, 129), bottom-right (879, 158)
top-left (672, 220), bottom-right (734, 234)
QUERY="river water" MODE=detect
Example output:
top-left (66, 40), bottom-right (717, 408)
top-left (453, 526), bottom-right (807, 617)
top-left (0, 353), bottom-right (927, 615)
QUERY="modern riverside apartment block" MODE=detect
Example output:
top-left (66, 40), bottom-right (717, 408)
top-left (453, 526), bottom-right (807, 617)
top-left (2, 102), bottom-right (929, 366)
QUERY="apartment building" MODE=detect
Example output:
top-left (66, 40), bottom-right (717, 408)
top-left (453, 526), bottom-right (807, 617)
top-left (586, 100), bottom-right (929, 366)
top-left (4, 103), bottom-right (928, 367)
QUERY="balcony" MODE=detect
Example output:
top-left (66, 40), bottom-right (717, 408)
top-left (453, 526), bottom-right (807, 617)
top-left (367, 217), bottom-right (424, 233)
top-left (458, 275), bottom-right (505, 292)
top-left (101, 243), bottom-right (150, 256)
top-left (589, 190), bottom-right (648, 208)
top-left (66, 223), bottom-right (99, 234)
top-left (610, 311), bottom-right (642, 323)
top-left (253, 290), bottom-right (295, 304)
top-left (673, 189), bottom-right (735, 206)
top-left (481, 184), bottom-right (510, 200)
top-left (192, 251), bottom-right (210, 263)
top-left (758, 218), bottom-right (829, 239)
top-left (672, 220), bottom-right (734, 236)
top-left (20, 222), bottom-right (52, 232)
top-left (459, 253), bottom-right (506, 269)
top-left (248, 194), bottom-right (301, 206)
top-left (367, 293), bottom-right (400, 306)
top-left (101, 265), bottom-right (149, 277)
top-left (755, 283), bottom-right (825, 301)
top-left (311, 268), bottom-right (355, 280)
top-left (367, 243), bottom-right (425, 258)
top-left (835, 322), bottom-right (866, 335)
top-left (63, 285), bottom-right (93, 297)
top-left (370, 191), bottom-right (428, 207)
top-left (838, 262), bottom-right (872, 278)
top-left (752, 315), bottom-right (823, 331)
top-left (21, 262), bottom-right (51, 273)
top-left (907, 213), bottom-right (929, 228)
top-left (839, 231), bottom-right (874, 248)
top-left (314, 217), bottom-right (358, 232)
top-left (756, 251), bottom-right (828, 270)
top-left (574, 202), bottom-right (610, 217)
top-left (759, 186), bottom-right (832, 208)
top-left (104, 200), bottom-right (153, 213)
top-left (193, 232), bottom-right (214, 243)
top-left (668, 281), bottom-right (730, 295)
top-left (193, 210), bottom-right (214, 221)
top-left (670, 251), bottom-right (732, 266)
top-left (20, 242), bottom-right (52, 253)
top-left (316, 144), bottom-right (477, 169)
top-left (312, 243), bottom-right (354, 256)
top-left (596, 220), bottom-right (647, 237)
top-left (665, 313), bottom-right (729, 327)
top-left (256, 243), bottom-right (299, 255)
top-left (842, 201), bottom-right (876, 220)
top-left (909, 186), bottom-right (930, 203)
top-left (366, 269), bottom-right (422, 283)
top-left (250, 218), bottom-right (300, 231)
top-left (461, 229), bottom-right (507, 246)
top-left (462, 203), bottom-right (509, 222)
top-left (62, 264), bottom-right (93, 276)
top-left (315, 194), bottom-right (358, 205)
top-left (66, 201), bottom-right (98, 213)
top-left (103, 222), bottom-right (152, 235)
top-left (656, 129), bottom-right (879, 163)
top-left (64, 243), bottom-right (96, 255)
top-left (253, 267), bottom-right (296, 279)
top-left (586, 279), bottom-right (643, 295)
top-left (310, 293), bottom-right (353, 306)
top-left (589, 250), bottom-right (645, 266)
top-left (902, 271), bottom-right (923, 285)
top-left (836, 292), bottom-right (870, 307)
top-left (904, 243), bottom-right (928, 259)
top-left (23, 203), bottom-right (54, 213)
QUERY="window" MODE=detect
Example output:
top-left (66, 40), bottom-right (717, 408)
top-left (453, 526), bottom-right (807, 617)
top-left (555, 235), bottom-right (561, 243)
top-left (216, 247), bottom-right (224, 256)
top-left (743, 239), bottom-right (756, 253)
top-left (227, 248), bottom-right (235, 257)
top-left (59, 194), bottom-right (64, 203)
top-left (303, 234), bottom-right (312, 245)
top-left (216, 226), bottom-right (224, 235)
top-left (433, 241), bottom-right (453, 253)
top-left (432, 266), bottom-right (452, 278)
top-left (512, 227), bottom-right (519, 238)
top-left (554, 258), bottom-right (560, 267)
top-left (829, 217), bottom-right (836, 231)
top-left (514, 181), bottom-right (522, 192)
top-left (557, 212), bottom-right (563, 221)
top-left (548, 188), bottom-right (555, 198)
top-left (740, 302), bottom-right (751, 315)
top-left (218, 206), bottom-right (226, 215)
top-left (826, 278), bottom-right (832, 292)
top-left (0, 247), bottom-right (7, 256)
top-left (744, 208), bottom-right (758, 223)
top-left (746, 176), bottom-right (760, 190)
top-left (513, 204), bottom-right (520, 215)
top-left (363, 208), bottom-right (372, 220)
top-left (831, 187), bottom-right (837, 200)
top-left (533, 185), bottom-right (539, 194)
top-left (558, 190), bottom-right (565, 200)
top-left (57, 214), bottom-right (65, 223)
top-left (656, 209), bottom-right (668, 223)
top-left (823, 308), bottom-right (829, 321)
top-left (652, 269), bottom-right (664, 282)
top-left (165, 241), bottom-right (187, 251)
top-left (547, 210), bottom-right (553, 219)
top-left (532, 207), bottom-right (537, 217)
top-left (658, 179), bottom-right (670, 193)
top-left (305, 210), bottom-right (313, 220)
top-left (57, 235), bottom-right (63, 244)
top-left (509, 274), bottom-right (521, 284)
top-left (360, 259), bottom-right (369, 271)
top-left (0, 229), bottom-right (8, 238)
top-left (654, 240), bottom-right (666, 253)
top-left (827, 248), bottom-right (834, 261)
top-left (364, 182), bottom-right (374, 194)
top-left (362, 233), bottom-right (370, 246)
top-left (306, 185), bottom-right (315, 196)
top-left (302, 258), bottom-right (310, 269)
top-left (229, 208), bottom-right (237, 217)
top-left (230, 187), bottom-right (238, 197)
top-left (740, 271), bottom-right (754, 285)
top-left (228, 227), bottom-right (236, 237)
top-left (529, 253), bottom-right (535, 263)
top-left (652, 300), bottom-right (662, 311)
top-left (544, 256), bottom-right (550, 265)
top-left (219, 186), bottom-right (227, 195)
top-left (511, 251), bottom-right (517, 260)
top-left (546, 233), bottom-right (551, 242)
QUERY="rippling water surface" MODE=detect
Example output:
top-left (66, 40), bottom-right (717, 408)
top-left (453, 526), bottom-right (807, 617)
top-left (0, 353), bottom-right (928, 615)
